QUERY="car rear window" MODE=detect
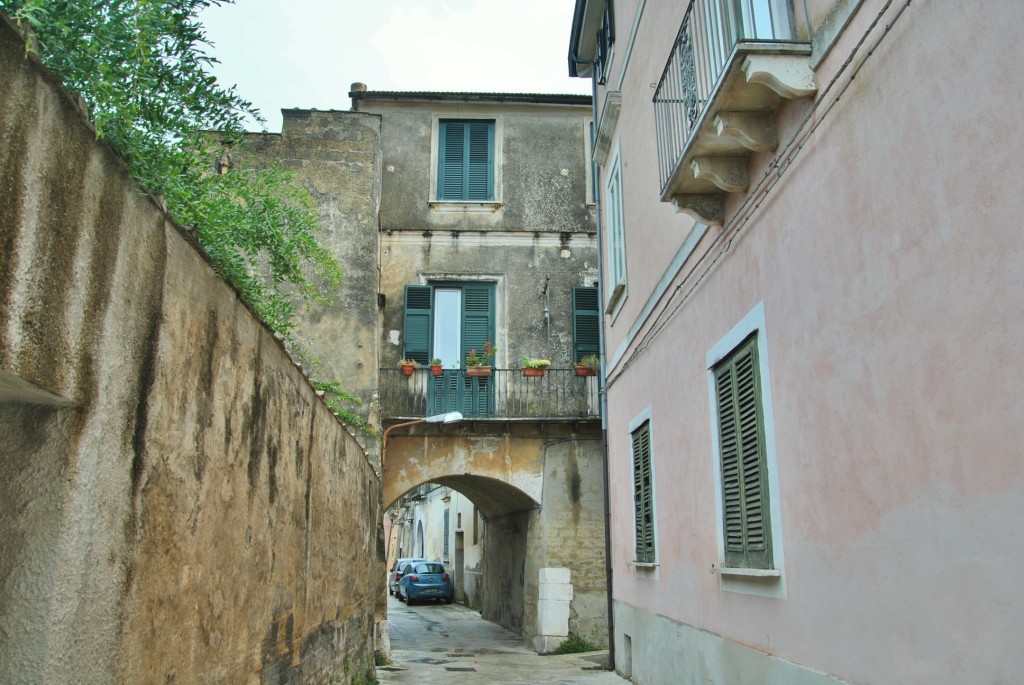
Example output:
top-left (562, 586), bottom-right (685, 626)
top-left (414, 563), bottom-right (444, 574)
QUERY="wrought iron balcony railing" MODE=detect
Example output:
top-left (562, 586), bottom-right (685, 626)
top-left (654, 0), bottom-right (811, 205)
top-left (379, 368), bottom-right (600, 421)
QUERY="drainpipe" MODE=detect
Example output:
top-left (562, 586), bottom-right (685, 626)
top-left (572, 49), bottom-right (615, 672)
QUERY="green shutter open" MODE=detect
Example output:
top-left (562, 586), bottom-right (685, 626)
top-left (403, 285), bottom-right (432, 364)
top-left (573, 286), bottom-right (600, 363)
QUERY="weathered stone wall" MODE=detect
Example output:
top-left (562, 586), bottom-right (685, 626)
top-left (0, 16), bottom-right (381, 685)
top-left (242, 111), bottom-right (383, 445)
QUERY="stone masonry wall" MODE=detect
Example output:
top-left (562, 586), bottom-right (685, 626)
top-left (0, 16), bottom-right (381, 685)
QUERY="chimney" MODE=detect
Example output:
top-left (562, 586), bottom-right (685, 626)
top-left (350, 82), bottom-right (367, 111)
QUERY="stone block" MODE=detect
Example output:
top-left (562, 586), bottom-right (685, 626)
top-left (539, 567), bottom-right (571, 584)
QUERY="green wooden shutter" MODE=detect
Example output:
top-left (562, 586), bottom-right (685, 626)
top-left (461, 284), bottom-right (495, 417)
top-left (573, 286), bottom-right (600, 363)
top-left (631, 422), bottom-right (655, 563)
top-left (714, 334), bottom-right (771, 569)
top-left (403, 285), bottom-right (433, 364)
top-left (438, 120), bottom-right (493, 201)
top-left (466, 122), bottom-right (493, 200)
top-left (439, 122), bottom-right (466, 200)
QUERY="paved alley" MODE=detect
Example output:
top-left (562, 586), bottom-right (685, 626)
top-left (378, 595), bottom-right (628, 684)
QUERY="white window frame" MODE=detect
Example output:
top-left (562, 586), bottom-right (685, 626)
top-left (706, 301), bottom-right (785, 597)
top-left (604, 143), bottom-right (627, 316)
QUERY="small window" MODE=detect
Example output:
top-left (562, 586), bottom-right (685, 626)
top-left (713, 333), bottom-right (772, 569)
top-left (438, 120), bottom-right (494, 201)
top-left (631, 420), bottom-right (655, 563)
top-left (605, 147), bottom-right (627, 312)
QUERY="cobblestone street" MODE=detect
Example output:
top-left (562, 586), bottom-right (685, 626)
top-left (378, 595), bottom-right (628, 684)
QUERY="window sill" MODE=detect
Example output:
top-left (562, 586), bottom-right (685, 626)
top-left (711, 566), bottom-right (781, 578)
top-left (629, 561), bottom-right (659, 570)
top-left (429, 201), bottom-right (503, 213)
top-left (605, 282), bottom-right (625, 315)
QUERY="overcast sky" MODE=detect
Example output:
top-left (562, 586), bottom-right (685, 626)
top-left (201, 0), bottom-right (590, 132)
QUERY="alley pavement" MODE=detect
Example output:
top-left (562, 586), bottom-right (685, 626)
top-left (378, 594), bottom-right (628, 684)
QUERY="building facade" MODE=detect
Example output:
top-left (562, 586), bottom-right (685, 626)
top-left (570, 0), bottom-right (1024, 683)
top-left (246, 88), bottom-right (609, 652)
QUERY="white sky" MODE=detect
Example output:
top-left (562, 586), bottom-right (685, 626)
top-left (200, 0), bottom-right (590, 132)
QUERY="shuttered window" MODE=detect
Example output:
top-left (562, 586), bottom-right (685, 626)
top-left (713, 334), bottom-right (772, 569)
top-left (402, 285), bottom-right (433, 364)
top-left (573, 286), bottom-right (600, 364)
top-left (438, 120), bottom-right (494, 201)
top-left (631, 421), bottom-right (655, 563)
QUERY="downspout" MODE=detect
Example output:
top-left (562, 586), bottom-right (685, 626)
top-left (572, 49), bottom-right (615, 672)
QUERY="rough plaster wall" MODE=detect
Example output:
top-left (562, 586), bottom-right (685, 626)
top-left (535, 433), bottom-right (608, 647)
top-left (480, 510), bottom-right (531, 636)
top-left (0, 18), bottom-right (381, 685)
top-left (243, 110), bottom-right (383, 439)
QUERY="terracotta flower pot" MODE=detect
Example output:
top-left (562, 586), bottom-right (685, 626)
top-left (575, 366), bottom-right (596, 377)
top-left (431, 365), bottom-right (443, 377)
top-left (522, 367), bottom-right (547, 377)
top-left (401, 364), bottom-right (415, 376)
top-left (466, 366), bottom-right (492, 377)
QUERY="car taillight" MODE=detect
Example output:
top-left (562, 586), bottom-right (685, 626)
top-left (442, 573), bottom-right (450, 581)
top-left (408, 574), bottom-right (419, 582)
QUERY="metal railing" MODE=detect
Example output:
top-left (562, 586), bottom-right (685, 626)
top-left (379, 368), bottom-right (601, 420)
top-left (654, 0), bottom-right (804, 193)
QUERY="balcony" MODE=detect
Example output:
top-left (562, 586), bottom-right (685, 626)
top-left (379, 368), bottom-right (601, 421)
top-left (654, 0), bottom-right (815, 225)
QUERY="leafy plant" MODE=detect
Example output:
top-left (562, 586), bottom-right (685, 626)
top-left (520, 357), bottom-right (552, 369)
top-left (576, 354), bottom-right (600, 370)
top-left (430, 358), bottom-right (443, 366)
top-left (465, 341), bottom-right (496, 367)
top-left (3, 0), bottom-right (364, 428)
top-left (397, 359), bottom-right (419, 368)
top-left (2, 0), bottom-right (342, 337)
top-left (550, 634), bottom-right (600, 655)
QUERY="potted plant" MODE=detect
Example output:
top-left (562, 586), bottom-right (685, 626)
top-left (430, 358), bottom-right (443, 376)
top-left (398, 359), bottom-right (419, 376)
top-left (575, 354), bottom-right (600, 377)
top-left (465, 342), bottom-right (496, 377)
top-left (520, 357), bottom-right (552, 377)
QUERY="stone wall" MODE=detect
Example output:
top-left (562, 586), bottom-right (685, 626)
top-left (0, 16), bottom-right (382, 685)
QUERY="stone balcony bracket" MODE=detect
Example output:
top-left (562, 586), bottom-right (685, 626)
top-left (714, 112), bottom-right (778, 152)
top-left (672, 193), bottom-right (725, 226)
top-left (742, 54), bottom-right (818, 99)
top-left (691, 156), bottom-right (750, 193)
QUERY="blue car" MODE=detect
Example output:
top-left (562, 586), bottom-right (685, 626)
top-left (397, 561), bottom-right (454, 605)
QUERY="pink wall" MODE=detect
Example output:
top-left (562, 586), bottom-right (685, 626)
top-left (601, 0), bottom-right (1024, 682)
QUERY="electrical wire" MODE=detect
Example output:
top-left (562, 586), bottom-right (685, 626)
top-left (606, 0), bottom-right (914, 389)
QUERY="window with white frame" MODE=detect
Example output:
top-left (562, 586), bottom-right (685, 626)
top-left (605, 146), bottom-right (626, 312)
top-left (707, 302), bottom-right (784, 585)
top-left (630, 417), bottom-right (655, 563)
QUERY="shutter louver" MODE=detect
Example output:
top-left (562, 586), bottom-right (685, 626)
top-left (714, 335), bottom-right (771, 569)
top-left (573, 286), bottom-right (600, 362)
top-left (440, 122), bottom-right (466, 200)
top-left (403, 285), bottom-right (432, 364)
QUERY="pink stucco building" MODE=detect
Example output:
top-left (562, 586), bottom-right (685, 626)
top-left (569, 0), bottom-right (1024, 682)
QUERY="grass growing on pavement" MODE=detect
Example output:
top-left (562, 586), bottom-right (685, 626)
top-left (550, 634), bottom-right (600, 654)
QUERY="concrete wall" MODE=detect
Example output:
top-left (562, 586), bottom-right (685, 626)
top-left (586, 0), bottom-right (1024, 683)
top-left (242, 110), bottom-right (383, 445)
top-left (0, 17), bottom-right (382, 685)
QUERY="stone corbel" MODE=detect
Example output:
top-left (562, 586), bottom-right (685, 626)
top-left (714, 112), bottom-right (778, 152)
top-left (691, 157), bottom-right (749, 193)
top-left (672, 193), bottom-right (724, 226)
top-left (742, 54), bottom-right (817, 99)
